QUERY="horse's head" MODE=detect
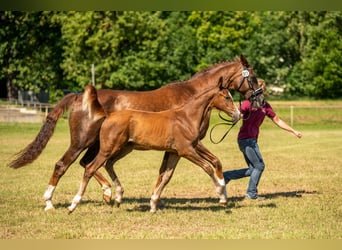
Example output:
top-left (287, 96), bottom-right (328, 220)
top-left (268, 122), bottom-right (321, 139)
top-left (224, 55), bottom-right (264, 108)
top-left (211, 89), bottom-right (241, 124)
top-left (246, 78), bottom-right (266, 108)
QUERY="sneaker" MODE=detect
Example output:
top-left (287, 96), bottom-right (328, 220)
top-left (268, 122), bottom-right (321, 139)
top-left (244, 194), bottom-right (266, 201)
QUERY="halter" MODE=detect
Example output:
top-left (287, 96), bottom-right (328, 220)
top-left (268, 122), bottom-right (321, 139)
top-left (209, 66), bottom-right (263, 144)
top-left (236, 66), bottom-right (263, 102)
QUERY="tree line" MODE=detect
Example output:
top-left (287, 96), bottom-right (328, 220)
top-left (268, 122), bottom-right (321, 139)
top-left (1, 11), bottom-right (341, 102)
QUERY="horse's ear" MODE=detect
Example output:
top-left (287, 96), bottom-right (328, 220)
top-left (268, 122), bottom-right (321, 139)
top-left (240, 54), bottom-right (250, 68)
top-left (258, 78), bottom-right (267, 93)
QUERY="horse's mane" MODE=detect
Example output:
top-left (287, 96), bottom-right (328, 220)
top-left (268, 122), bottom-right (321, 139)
top-left (191, 57), bottom-right (241, 79)
top-left (155, 56), bottom-right (245, 91)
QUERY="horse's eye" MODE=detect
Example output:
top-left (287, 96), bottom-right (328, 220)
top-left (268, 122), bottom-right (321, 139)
top-left (224, 96), bottom-right (230, 100)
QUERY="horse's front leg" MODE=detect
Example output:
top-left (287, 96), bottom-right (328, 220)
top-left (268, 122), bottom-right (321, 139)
top-left (195, 142), bottom-right (227, 204)
top-left (80, 142), bottom-right (112, 204)
top-left (103, 144), bottom-right (134, 207)
top-left (150, 152), bottom-right (180, 213)
top-left (104, 158), bottom-right (123, 207)
top-left (181, 147), bottom-right (227, 206)
top-left (67, 154), bottom-right (107, 214)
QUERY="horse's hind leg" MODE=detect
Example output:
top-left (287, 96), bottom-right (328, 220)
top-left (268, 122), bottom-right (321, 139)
top-left (150, 152), bottom-right (180, 213)
top-left (43, 146), bottom-right (84, 211)
top-left (44, 121), bottom-right (111, 211)
top-left (80, 142), bottom-right (112, 204)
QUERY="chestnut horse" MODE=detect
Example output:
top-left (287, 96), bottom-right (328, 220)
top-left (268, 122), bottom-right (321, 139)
top-left (9, 55), bottom-right (262, 211)
top-left (67, 82), bottom-right (240, 213)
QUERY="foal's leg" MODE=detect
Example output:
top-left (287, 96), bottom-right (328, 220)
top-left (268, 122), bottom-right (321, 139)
top-left (150, 152), bottom-right (180, 213)
top-left (103, 144), bottom-right (135, 207)
top-left (67, 154), bottom-right (108, 213)
top-left (195, 142), bottom-right (224, 180)
top-left (80, 142), bottom-right (113, 204)
top-left (180, 147), bottom-right (227, 206)
top-left (195, 142), bottom-right (227, 199)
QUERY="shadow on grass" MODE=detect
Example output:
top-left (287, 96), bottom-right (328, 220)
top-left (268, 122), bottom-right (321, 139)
top-left (264, 189), bottom-right (319, 199)
top-left (229, 189), bottom-right (319, 202)
top-left (125, 197), bottom-right (230, 213)
top-left (52, 189), bottom-right (318, 213)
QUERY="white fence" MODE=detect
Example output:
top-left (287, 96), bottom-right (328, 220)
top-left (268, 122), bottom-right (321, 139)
top-left (272, 105), bottom-right (342, 128)
top-left (0, 98), bottom-right (52, 123)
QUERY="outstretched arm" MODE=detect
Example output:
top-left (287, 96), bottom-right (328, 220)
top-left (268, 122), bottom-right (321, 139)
top-left (271, 115), bottom-right (302, 138)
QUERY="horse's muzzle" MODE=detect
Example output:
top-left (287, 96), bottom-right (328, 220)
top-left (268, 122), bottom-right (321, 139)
top-left (232, 110), bottom-right (241, 124)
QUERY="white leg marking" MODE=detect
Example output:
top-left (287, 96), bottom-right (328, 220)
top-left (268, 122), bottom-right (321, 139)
top-left (43, 185), bottom-right (56, 201)
top-left (102, 186), bottom-right (112, 197)
top-left (43, 185), bottom-right (56, 211)
top-left (44, 200), bottom-right (54, 211)
top-left (68, 194), bottom-right (82, 212)
top-left (218, 178), bottom-right (226, 187)
top-left (72, 194), bottom-right (82, 204)
top-left (151, 194), bottom-right (159, 202)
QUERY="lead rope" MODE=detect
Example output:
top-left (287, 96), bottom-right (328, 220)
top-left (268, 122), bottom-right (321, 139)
top-left (209, 111), bottom-right (237, 144)
top-left (209, 93), bottom-right (252, 144)
top-left (210, 67), bottom-right (257, 144)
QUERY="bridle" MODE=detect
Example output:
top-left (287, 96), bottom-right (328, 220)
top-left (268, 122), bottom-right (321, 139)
top-left (209, 66), bottom-right (263, 144)
top-left (236, 66), bottom-right (263, 104)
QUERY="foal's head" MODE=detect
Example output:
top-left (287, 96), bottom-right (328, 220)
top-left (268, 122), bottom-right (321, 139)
top-left (211, 89), bottom-right (241, 124)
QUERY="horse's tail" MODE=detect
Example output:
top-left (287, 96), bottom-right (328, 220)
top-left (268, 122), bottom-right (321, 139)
top-left (8, 93), bottom-right (78, 169)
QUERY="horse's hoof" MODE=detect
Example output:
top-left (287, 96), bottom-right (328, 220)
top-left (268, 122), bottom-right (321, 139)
top-left (67, 207), bottom-right (74, 215)
top-left (219, 201), bottom-right (227, 207)
top-left (150, 208), bottom-right (157, 213)
top-left (103, 194), bottom-right (112, 205)
top-left (44, 205), bottom-right (55, 212)
top-left (114, 199), bottom-right (121, 208)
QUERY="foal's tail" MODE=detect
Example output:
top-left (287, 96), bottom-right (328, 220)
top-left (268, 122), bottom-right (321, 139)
top-left (8, 93), bottom-right (78, 169)
top-left (81, 85), bottom-right (106, 121)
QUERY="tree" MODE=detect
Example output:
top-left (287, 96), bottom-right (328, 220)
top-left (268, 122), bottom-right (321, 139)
top-left (58, 11), bottom-right (199, 91)
top-left (108, 11), bottom-right (173, 90)
top-left (244, 12), bottom-right (301, 89)
top-left (187, 11), bottom-right (257, 71)
top-left (0, 11), bottom-right (63, 101)
top-left (287, 11), bottom-right (342, 98)
top-left (1, 11), bottom-right (341, 101)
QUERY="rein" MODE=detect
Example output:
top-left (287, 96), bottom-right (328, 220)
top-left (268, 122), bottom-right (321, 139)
top-left (209, 111), bottom-right (237, 144)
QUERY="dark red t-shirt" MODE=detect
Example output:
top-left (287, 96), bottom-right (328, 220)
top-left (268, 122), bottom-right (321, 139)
top-left (238, 100), bottom-right (276, 140)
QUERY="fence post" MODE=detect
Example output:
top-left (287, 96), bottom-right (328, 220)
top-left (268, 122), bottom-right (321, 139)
top-left (45, 105), bottom-right (48, 118)
top-left (91, 64), bottom-right (95, 86)
top-left (290, 105), bottom-right (294, 127)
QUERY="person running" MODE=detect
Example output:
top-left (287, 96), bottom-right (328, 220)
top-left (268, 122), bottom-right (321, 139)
top-left (223, 81), bottom-right (302, 200)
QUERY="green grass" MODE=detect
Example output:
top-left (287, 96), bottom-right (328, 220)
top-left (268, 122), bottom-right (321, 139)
top-left (0, 101), bottom-right (341, 239)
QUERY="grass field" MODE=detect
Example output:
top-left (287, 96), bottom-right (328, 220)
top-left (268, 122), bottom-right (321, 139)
top-left (0, 101), bottom-right (341, 239)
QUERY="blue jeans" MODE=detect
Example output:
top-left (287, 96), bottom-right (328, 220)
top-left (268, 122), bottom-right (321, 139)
top-left (223, 138), bottom-right (265, 199)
